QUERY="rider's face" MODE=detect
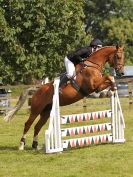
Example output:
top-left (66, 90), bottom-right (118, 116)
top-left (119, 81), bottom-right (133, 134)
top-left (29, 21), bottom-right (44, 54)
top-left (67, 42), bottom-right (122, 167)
top-left (92, 46), bottom-right (101, 52)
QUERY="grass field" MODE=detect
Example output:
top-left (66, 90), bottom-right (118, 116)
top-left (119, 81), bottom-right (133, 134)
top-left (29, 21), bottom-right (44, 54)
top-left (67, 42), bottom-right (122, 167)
top-left (0, 96), bottom-right (133, 177)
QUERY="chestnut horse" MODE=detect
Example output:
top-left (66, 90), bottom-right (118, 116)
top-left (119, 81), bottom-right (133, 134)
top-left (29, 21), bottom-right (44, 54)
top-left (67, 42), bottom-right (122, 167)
top-left (4, 45), bottom-right (124, 150)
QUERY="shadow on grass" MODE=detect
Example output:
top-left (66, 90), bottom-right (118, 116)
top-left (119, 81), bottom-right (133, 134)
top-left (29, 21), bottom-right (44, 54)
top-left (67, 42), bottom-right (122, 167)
top-left (0, 143), bottom-right (114, 154)
top-left (0, 145), bottom-right (45, 154)
top-left (0, 145), bottom-right (18, 151)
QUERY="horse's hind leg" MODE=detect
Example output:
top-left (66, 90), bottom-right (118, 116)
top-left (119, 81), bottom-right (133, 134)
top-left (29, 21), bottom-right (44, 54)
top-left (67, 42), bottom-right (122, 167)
top-left (32, 104), bottom-right (52, 149)
top-left (19, 112), bottom-right (39, 150)
top-left (19, 84), bottom-right (53, 150)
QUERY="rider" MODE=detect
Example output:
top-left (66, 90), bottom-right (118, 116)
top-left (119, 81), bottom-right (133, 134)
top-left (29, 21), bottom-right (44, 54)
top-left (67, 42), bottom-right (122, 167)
top-left (64, 38), bottom-right (103, 80)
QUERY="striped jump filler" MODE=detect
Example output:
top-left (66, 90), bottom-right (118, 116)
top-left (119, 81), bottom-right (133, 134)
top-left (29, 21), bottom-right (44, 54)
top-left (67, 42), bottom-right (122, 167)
top-left (45, 78), bottom-right (125, 153)
top-left (61, 110), bottom-right (111, 124)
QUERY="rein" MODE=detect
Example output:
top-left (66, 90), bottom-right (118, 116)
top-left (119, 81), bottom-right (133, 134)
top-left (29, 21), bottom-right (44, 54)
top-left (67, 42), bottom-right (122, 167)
top-left (70, 61), bottom-right (103, 97)
top-left (80, 60), bottom-right (102, 73)
top-left (68, 46), bottom-right (124, 96)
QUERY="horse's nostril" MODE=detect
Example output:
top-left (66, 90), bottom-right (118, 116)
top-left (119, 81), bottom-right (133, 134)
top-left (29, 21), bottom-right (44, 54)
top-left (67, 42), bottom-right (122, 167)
top-left (116, 70), bottom-right (125, 78)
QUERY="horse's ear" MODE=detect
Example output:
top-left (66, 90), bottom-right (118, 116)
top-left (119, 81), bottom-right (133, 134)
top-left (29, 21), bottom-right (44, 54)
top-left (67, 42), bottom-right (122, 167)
top-left (121, 45), bottom-right (124, 49)
top-left (116, 44), bottom-right (124, 50)
top-left (116, 44), bottom-right (119, 50)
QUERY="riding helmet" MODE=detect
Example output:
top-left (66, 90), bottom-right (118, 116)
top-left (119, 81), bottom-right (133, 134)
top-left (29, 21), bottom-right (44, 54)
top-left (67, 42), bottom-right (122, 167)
top-left (90, 38), bottom-right (103, 47)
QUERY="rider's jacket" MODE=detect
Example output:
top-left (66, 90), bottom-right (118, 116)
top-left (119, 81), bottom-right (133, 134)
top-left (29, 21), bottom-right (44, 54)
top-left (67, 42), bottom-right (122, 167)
top-left (67, 46), bottom-right (92, 65)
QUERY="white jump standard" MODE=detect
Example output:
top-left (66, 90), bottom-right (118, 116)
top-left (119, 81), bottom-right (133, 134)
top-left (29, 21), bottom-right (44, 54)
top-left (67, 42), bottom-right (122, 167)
top-left (45, 78), bottom-right (125, 153)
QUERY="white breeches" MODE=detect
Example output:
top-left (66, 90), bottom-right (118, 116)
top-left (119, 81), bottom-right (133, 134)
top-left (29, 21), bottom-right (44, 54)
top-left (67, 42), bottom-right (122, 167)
top-left (64, 56), bottom-right (76, 78)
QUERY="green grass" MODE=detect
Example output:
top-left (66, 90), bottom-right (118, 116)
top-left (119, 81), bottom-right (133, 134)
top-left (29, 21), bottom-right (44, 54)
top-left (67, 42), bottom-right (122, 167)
top-left (0, 97), bottom-right (133, 177)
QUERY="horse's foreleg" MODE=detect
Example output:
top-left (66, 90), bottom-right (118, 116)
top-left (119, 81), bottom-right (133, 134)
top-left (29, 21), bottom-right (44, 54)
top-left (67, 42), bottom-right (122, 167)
top-left (32, 104), bottom-right (52, 149)
top-left (95, 76), bottom-right (116, 92)
top-left (106, 76), bottom-right (117, 90)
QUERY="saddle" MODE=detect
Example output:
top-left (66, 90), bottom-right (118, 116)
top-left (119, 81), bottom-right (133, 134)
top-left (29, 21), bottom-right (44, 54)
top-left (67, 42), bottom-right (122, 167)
top-left (59, 62), bottom-right (85, 87)
top-left (59, 73), bottom-right (69, 87)
top-left (59, 72), bottom-right (88, 96)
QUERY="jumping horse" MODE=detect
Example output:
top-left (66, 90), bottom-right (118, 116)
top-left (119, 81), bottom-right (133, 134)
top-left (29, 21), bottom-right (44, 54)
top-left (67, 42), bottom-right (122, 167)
top-left (4, 45), bottom-right (124, 150)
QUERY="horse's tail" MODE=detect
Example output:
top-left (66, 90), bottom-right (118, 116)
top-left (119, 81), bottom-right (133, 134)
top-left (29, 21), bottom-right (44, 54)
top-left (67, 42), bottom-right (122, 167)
top-left (4, 87), bottom-right (32, 122)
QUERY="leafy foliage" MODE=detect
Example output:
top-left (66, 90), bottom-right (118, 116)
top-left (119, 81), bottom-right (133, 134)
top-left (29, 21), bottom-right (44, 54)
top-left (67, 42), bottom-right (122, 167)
top-left (84, 0), bottom-right (133, 63)
top-left (0, 0), bottom-right (133, 84)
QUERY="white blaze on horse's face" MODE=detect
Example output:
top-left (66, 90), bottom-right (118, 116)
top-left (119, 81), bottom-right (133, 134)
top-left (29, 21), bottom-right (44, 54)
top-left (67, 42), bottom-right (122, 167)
top-left (115, 45), bottom-right (125, 77)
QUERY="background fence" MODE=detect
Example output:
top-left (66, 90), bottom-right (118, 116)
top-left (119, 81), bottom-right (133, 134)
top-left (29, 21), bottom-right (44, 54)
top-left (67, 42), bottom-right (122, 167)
top-left (0, 76), bottom-right (132, 114)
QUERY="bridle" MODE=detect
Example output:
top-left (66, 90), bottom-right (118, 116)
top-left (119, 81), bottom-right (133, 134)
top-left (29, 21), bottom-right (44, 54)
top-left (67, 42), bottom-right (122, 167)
top-left (83, 60), bottom-right (101, 70)
top-left (79, 60), bottom-right (102, 76)
top-left (113, 51), bottom-right (124, 73)
top-left (79, 47), bottom-right (124, 76)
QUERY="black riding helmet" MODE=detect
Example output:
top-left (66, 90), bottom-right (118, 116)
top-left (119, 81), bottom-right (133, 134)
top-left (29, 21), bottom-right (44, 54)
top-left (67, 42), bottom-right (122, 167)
top-left (90, 38), bottom-right (103, 47)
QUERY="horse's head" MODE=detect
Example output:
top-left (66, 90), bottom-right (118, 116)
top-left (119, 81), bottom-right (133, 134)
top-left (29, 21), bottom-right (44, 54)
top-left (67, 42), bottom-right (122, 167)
top-left (108, 45), bottom-right (124, 77)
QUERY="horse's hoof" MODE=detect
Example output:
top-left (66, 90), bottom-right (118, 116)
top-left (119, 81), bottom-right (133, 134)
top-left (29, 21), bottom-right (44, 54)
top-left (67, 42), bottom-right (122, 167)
top-left (19, 142), bottom-right (25, 150)
top-left (32, 141), bottom-right (38, 149)
top-left (107, 91), bottom-right (113, 97)
top-left (99, 92), bottom-right (106, 98)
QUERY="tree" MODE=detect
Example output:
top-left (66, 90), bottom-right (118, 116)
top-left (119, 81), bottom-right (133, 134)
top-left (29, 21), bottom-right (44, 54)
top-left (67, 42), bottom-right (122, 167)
top-left (0, 0), bottom-right (89, 84)
top-left (0, 0), bottom-right (133, 84)
top-left (84, 0), bottom-right (133, 64)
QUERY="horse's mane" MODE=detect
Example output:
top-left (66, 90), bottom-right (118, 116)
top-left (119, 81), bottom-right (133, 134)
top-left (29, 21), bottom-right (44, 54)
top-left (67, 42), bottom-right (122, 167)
top-left (88, 46), bottom-right (115, 58)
